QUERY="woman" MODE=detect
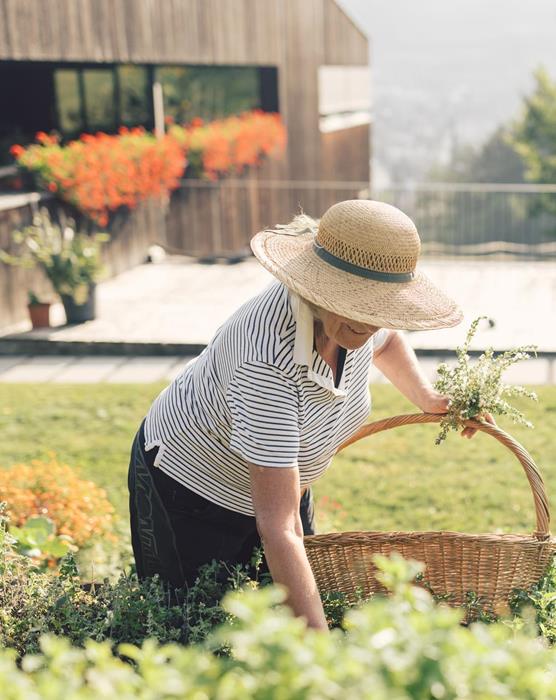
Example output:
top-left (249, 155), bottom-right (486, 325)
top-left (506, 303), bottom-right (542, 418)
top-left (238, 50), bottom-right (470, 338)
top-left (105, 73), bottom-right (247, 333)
top-left (128, 199), bottom-right (493, 632)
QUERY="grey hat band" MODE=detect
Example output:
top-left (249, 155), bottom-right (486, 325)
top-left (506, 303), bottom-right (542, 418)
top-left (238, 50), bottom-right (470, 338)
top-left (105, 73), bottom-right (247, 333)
top-left (313, 242), bottom-right (415, 283)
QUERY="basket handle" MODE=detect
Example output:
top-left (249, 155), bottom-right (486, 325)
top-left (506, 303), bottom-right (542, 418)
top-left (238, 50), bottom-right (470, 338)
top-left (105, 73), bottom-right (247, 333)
top-left (335, 413), bottom-right (551, 541)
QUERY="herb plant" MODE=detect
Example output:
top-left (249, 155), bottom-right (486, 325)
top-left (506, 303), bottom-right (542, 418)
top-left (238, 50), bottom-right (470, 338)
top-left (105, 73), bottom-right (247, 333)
top-left (433, 316), bottom-right (538, 444)
top-left (0, 207), bottom-right (109, 304)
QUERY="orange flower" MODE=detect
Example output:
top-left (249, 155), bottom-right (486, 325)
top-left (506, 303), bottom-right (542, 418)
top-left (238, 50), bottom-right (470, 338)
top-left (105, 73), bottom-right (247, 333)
top-left (10, 144), bottom-right (25, 158)
top-left (11, 110), bottom-right (286, 223)
top-left (0, 456), bottom-right (116, 547)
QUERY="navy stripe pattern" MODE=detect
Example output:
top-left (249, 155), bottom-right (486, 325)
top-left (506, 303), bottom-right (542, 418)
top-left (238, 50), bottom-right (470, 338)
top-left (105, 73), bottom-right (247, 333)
top-left (144, 281), bottom-right (388, 516)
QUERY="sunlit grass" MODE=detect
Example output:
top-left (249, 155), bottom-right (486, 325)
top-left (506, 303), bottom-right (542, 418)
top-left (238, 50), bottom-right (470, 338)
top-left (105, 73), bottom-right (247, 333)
top-left (1, 382), bottom-right (554, 537)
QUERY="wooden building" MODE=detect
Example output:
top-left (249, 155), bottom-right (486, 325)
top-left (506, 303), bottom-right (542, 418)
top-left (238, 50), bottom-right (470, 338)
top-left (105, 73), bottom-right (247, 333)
top-left (0, 0), bottom-right (371, 329)
top-left (0, 0), bottom-right (370, 180)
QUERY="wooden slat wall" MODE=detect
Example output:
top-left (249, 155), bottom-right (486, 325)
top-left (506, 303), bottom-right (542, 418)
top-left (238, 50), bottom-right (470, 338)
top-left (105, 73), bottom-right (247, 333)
top-left (164, 172), bottom-right (366, 260)
top-left (0, 0), bottom-right (368, 185)
top-left (323, 0), bottom-right (368, 65)
top-left (321, 124), bottom-right (370, 182)
top-left (0, 0), bottom-right (371, 328)
top-left (0, 197), bottom-right (160, 328)
top-left (0, 200), bottom-right (52, 328)
top-left (0, 166), bottom-right (368, 327)
top-left (0, 0), bottom-right (287, 63)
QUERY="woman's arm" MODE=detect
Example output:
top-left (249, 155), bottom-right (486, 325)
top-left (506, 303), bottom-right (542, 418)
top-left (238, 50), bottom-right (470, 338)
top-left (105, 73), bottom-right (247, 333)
top-left (248, 462), bottom-right (329, 632)
top-left (373, 330), bottom-right (494, 438)
top-left (373, 330), bottom-right (437, 410)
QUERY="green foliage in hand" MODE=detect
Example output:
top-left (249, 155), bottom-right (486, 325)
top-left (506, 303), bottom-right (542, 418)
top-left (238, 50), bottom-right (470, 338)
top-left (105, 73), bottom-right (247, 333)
top-left (0, 207), bottom-right (109, 303)
top-left (433, 316), bottom-right (538, 444)
top-left (2, 554), bottom-right (556, 699)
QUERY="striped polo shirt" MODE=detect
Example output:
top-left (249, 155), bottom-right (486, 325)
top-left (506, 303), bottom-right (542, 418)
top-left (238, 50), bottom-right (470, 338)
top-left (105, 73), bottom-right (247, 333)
top-left (143, 280), bottom-right (389, 516)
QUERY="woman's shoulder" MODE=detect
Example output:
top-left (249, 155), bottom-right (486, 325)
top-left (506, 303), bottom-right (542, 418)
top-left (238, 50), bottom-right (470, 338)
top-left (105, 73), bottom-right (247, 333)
top-left (209, 280), bottom-right (297, 371)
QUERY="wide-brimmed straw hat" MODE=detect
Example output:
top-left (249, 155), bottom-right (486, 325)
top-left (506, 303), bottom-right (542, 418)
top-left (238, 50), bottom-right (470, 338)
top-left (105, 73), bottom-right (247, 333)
top-left (250, 199), bottom-right (463, 330)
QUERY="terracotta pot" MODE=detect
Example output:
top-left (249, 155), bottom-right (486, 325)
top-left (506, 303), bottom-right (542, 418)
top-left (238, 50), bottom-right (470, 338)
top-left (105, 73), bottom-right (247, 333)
top-left (27, 302), bottom-right (51, 329)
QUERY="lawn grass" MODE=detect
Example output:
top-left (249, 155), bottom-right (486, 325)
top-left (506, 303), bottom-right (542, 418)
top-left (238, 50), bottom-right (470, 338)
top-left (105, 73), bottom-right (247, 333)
top-left (0, 382), bottom-right (554, 537)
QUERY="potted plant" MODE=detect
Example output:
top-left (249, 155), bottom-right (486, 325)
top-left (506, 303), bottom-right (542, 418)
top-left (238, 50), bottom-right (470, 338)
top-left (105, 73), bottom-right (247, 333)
top-left (0, 207), bottom-right (109, 324)
top-left (27, 291), bottom-right (51, 329)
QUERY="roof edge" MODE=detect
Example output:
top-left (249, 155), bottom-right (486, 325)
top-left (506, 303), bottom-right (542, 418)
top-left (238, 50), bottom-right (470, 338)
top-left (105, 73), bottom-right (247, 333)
top-left (330, 0), bottom-right (368, 41)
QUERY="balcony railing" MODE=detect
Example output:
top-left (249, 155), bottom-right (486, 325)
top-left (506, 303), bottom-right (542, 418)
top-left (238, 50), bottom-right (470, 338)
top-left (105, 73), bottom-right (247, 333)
top-left (2, 176), bottom-right (556, 259)
top-left (374, 183), bottom-right (556, 258)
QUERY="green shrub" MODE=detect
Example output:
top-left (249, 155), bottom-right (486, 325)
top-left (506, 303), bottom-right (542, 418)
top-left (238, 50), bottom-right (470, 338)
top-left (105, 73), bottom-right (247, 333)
top-left (2, 555), bottom-right (556, 699)
top-left (0, 538), bottom-right (263, 656)
top-left (3, 506), bottom-right (556, 660)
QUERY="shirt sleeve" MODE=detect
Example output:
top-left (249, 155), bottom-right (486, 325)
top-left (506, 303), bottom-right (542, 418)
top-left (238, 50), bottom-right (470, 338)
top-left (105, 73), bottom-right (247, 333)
top-left (226, 360), bottom-right (300, 468)
top-left (372, 328), bottom-right (391, 352)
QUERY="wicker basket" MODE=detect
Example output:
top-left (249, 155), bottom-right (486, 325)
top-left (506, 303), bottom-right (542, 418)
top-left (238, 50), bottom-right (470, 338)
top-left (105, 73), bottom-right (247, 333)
top-left (304, 413), bottom-right (556, 618)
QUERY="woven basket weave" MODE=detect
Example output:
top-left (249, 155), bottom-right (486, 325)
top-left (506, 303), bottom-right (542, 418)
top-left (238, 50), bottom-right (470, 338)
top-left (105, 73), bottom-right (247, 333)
top-left (304, 413), bottom-right (556, 618)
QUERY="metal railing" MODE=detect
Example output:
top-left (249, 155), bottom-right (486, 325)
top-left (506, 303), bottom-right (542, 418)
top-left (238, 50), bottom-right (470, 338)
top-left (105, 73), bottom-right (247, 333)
top-left (168, 179), bottom-right (556, 259)
top-left (2, 176), bottom-right (556, 259)
top-left (373, 183), bottom-right (556, 258)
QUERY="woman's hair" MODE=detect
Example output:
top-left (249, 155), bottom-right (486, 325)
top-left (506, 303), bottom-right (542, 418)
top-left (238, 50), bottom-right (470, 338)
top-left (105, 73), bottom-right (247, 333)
top-left (304, 298), bottom-right (325, 321)
top-left (284, 212), bottom-right (319, 235)
top-left (285, 212), bottom-right (327, 321)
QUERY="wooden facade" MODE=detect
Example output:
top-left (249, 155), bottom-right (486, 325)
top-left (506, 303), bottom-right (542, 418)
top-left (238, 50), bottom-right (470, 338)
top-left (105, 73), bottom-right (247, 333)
top-left (0, 0), bottom-right (369, 183)
top-left (0, 0), bottom-right (370, 329)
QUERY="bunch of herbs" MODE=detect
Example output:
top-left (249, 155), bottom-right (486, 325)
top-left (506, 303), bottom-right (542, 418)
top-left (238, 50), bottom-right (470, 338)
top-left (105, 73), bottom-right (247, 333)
top-left (433, 316), bottom-right (538, 444)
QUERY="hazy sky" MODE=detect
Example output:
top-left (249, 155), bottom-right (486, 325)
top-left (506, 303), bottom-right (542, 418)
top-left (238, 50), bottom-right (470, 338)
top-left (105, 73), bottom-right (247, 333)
top-left (337, 0), bottom-right (556, 181)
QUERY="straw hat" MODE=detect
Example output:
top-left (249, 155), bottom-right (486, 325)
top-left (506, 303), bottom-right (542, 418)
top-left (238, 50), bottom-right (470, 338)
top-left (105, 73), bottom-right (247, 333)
top-left (250, 199), bottom-right (463, 330)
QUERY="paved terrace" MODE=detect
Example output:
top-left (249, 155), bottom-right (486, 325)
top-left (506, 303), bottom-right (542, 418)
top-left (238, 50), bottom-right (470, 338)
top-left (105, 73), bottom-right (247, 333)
top-left (0, 257), bottom-right (554, 384)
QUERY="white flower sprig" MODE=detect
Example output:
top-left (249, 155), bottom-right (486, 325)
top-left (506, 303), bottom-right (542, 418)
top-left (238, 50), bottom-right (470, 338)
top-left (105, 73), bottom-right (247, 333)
top-left (433, 316), bottom-right (538, 445)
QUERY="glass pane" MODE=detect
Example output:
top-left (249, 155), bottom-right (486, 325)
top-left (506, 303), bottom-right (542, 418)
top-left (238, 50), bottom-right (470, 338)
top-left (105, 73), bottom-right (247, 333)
top-left (155, 66), bottom-right (188, 124)
top-left (155, 65), bottom-right (261, 124)
top-left (54, 69), bottom-right (83, 134)
top-left (118, 64), bottom-right (150, 126)
top-left (83, 68), bottom-right (116, 131)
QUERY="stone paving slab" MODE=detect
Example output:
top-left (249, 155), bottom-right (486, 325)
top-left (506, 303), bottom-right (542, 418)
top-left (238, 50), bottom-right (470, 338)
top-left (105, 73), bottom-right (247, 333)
top-left (104, 357), bottom-right (185, 384)
top-left (165, 356), bottom-right (198, 381)
top-left (409, 260), bottom-right (555, 353)
top-left (1, 258), bottom-right (272, 346)
top-left (0, 356), bottom-right (77, 382)
top-left (51, 357), bottom-right (128, 383)
top-left (0, 356), bottom-right (23, 373)
top-left (0, 354), bottom-right (552, 385)
top-left (2, 257), bottom-right (554, 353)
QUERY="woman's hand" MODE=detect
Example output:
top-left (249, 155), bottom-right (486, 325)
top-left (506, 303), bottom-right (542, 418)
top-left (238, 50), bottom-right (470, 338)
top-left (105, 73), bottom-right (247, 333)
top-left (417, 388), bottom-right (450, 415)
top-left (371, 334), bottom-right (497, 439)
top-left (417, 388), bottom-right (497, 439)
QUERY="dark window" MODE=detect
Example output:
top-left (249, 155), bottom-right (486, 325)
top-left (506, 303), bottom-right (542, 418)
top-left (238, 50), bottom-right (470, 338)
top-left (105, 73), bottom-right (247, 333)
top-left (54, 68), bottom-right (83, 133)
top-left (0, 61), bottom-right (57, 164)
top-left (82, 67), bottom-right (117, 132)
top-left (118, 65), bottom-right (150, 126)
top-left (0, 60), bottom-right (279, 165)
top-left (154, 65), bottom-right (264, 123)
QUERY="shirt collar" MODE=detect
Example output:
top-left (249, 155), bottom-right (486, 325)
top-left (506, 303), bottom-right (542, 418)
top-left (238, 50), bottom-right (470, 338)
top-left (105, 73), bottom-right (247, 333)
top-left (289, 291), bottom-right (347, 397)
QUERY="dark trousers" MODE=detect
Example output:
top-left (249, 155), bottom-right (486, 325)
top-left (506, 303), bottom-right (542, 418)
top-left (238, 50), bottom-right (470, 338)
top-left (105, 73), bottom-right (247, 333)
top-left (128, 418), bottom-right (315, 589)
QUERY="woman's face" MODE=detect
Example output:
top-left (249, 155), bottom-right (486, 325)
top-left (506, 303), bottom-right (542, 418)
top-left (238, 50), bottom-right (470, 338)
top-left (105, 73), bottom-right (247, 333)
top-left (316, 309), bottom-right (381, 350)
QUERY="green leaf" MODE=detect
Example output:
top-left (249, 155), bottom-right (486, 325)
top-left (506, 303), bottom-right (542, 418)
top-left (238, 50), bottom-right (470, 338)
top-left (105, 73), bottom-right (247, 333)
top-left (42, 538), bottom-right (70, 558)
top-left (18, 516), bottom-right (55, 546)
